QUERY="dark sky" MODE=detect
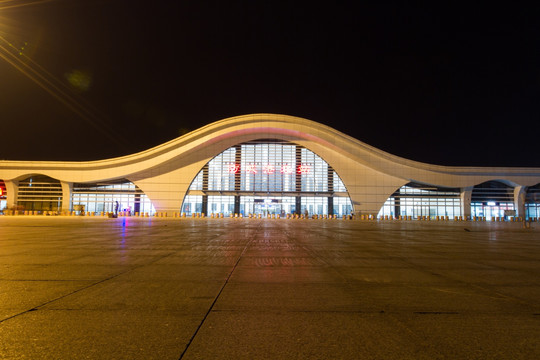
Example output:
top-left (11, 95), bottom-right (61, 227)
top-left (1, 1), bottom-right (539, 166)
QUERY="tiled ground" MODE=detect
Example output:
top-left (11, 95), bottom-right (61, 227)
top-left (0, 217), bottom-right (539, 359)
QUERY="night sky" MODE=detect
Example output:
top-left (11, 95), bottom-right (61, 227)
top-left (1, 1), bottom-right (539, 166)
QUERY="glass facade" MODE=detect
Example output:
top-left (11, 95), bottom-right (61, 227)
top-left (182, 140), bottom-right (353, 217)
top-left (378, 182), bottom-right (461, 219)
top-left (525, 184), bottom-right (540, 219)
top-left (72, 180), bottom-right (155, 215)
top-left (3, 168), bottom-right (539, 221)
top-left (471, 181), bottom-right (515, 220)
top-left (17, 175), bottom-right (63, 212)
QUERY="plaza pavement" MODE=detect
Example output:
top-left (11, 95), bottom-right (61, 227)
top-left (0, 216), bottom-right (539, 359)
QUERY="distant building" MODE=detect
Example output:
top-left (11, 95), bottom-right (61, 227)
top-left (1, 114), bottom-right (539, 220)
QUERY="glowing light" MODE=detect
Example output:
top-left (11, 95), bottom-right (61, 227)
top-left (298, 164), bottom-right (311, 174)
top-left (263, 164), bottom-right (275, 174)
top-left (0, 1), bottom-right (56, 11)
top-left (0, 2), bottom-right (130, 147)
top-left (281, 164), bottom-right (293, 174)
top-left (65, 69), bottom-right (92, 92)
top-left (227, 163), bottom-right (240, 174)
top-left (245, 164), bottom-right (257, 174)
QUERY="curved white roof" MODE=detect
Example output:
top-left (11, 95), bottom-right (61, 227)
top-left (2, 113), bottom-right (539, 214)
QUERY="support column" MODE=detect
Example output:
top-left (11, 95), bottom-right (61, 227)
top-left (202, 164), bottom-right (209, 215)
top-left (514, 186), bottom-right (527, 219)
top-left (134, 193), bottom-right (141, 214)
top-left (234, 145), bottom-right (241, 215)
top-left (394, 189), bottom-right (401, 219)
top-left (327, 166), bottom-right (334, 216)
top-left (5, 180), bottom-right (19, 210)
top-left (60, 181), bottom-right (73, 213)
top-left (295, 146), bottom-right (302, 214)
top-left (460, 186), bottom-right (473, 219)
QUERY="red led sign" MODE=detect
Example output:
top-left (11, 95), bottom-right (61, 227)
top-left (298, 164), bottom-right (311, 174)
top-left (280, 164), bottom-right (294, 174)
top-left (227, 163), bottom-right (240, 174)
top-left (263, 164), bottom-right (275, 174)
top-left (245, 164), bottom-right (257, 174)
top-left (226, 163), bottom-right (311, 174)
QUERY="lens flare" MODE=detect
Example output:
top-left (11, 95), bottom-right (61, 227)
top-left (0, 0), bottom-right (130, 148)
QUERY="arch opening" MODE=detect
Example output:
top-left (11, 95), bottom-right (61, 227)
top-left (525, 183), bottom-right (540, 220)
top-left (181, 139), bottom-right (353, 217)
top-left (72, 179), bottom-right (156, 215)
top-left (378, 182), bottom-right (462, 219)
top-left (17, 175), bottom-right (62, 213)
top-left (471, 180), bottom-right (514, 221)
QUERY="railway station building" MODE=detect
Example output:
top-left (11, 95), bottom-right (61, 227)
top-left (1, 114), bottom-right (540, 220)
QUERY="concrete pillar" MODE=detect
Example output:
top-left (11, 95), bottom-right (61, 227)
top-left (60, 181), bottom-right (73, 213)
top-left (460, 186), bottom-right (473, 219)
top-left (4, 180), bottom-right (19, 210)
top-left (514, 185), bottom-right (527, 218)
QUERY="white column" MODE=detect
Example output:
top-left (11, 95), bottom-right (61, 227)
top-left (460, 186), bottom-right (473, 219)
top-left (514, 185), bottom-right (527, 219)
top-left (61, 181), bottom-right (73, 213)
top-left (4, 180), bottom-right (19, 210)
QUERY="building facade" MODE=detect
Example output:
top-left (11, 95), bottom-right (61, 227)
top-left (1, 114), bottom-right (540, 220)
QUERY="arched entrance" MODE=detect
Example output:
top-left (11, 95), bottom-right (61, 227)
top-left (71, 179), bottom-right (156, 215)
top-left (525, 184), bottom-right (540, 219)
top-left (17, 175), bottom-right (63, 213)
top-left (181, 139), bottom-right (353, 217)
top-left (471, 181), bottom-right (515, 220)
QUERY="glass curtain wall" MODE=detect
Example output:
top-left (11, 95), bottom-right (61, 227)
top-left (471, 181), bottom-right (514, 220)
top-left (378, 182), bottom-right (461, 219)
top-left (17, 175), bottom-right (63, 212)
top-left (72, 180), bottom-right (155, 215)
top-left (525, 184), bottom-right (540, 219)
top-left (182, 139), bottom-right (352, 217)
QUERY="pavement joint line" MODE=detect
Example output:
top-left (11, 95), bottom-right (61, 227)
top-left (188, 308), bottom-right (540, 316)
top-left (177, 223), bottom-right (262, 360)
top-left (288, 228), bottom-right (539, 311)
top-left (0, 251), bottom-right (177, 324)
